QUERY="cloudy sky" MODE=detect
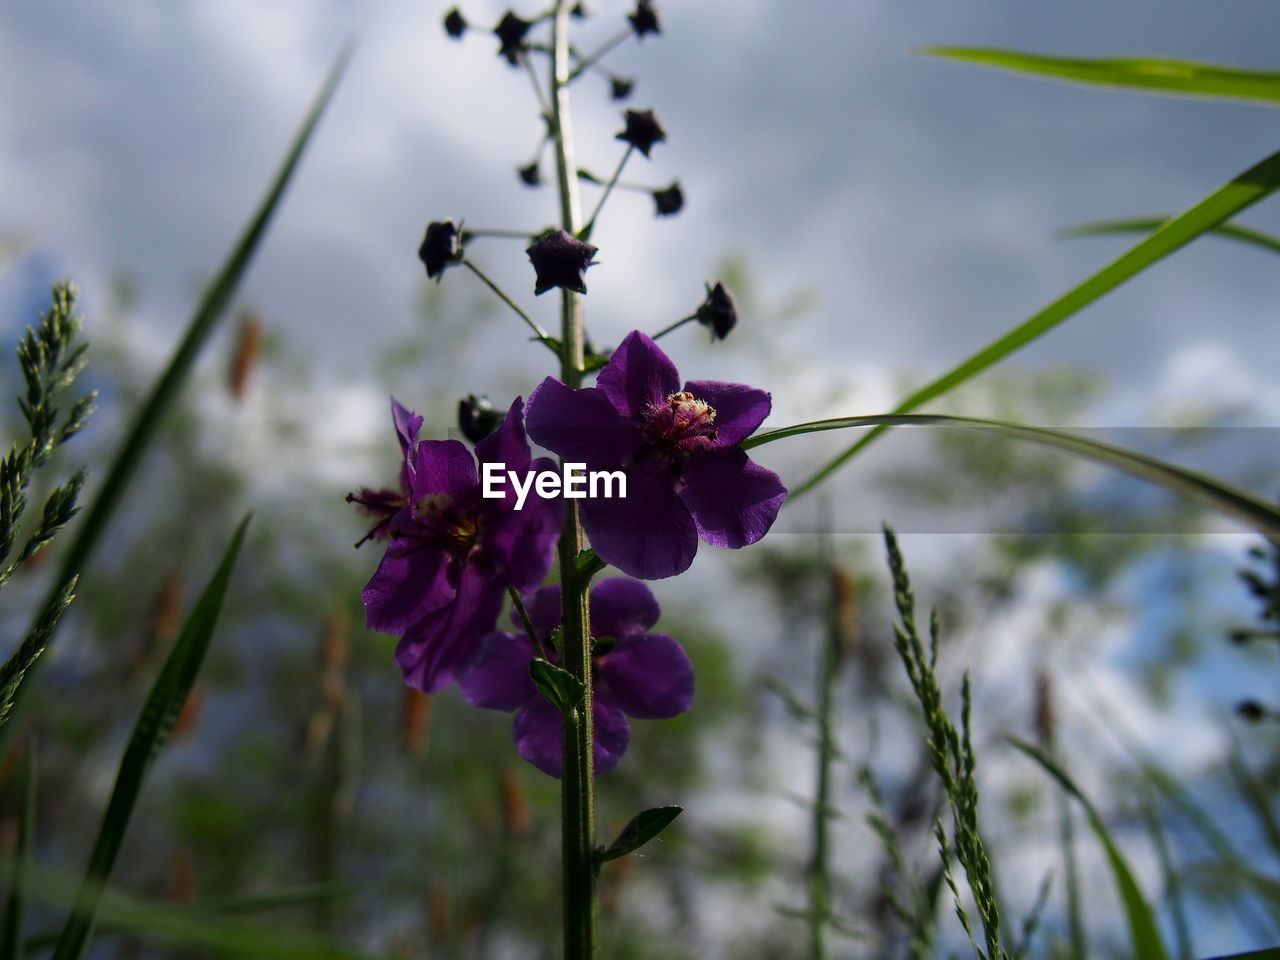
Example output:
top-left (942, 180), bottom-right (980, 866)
top-left (5, 0), bottom-right (1280, 443)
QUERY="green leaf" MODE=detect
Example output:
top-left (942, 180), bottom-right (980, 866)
top-left (745, 413), bottom-right (1280, 539)
top-left (597, 806), bottom-right (683, 863)
top-left (1062, 216), bottom-right (1280, 256)
top-left (791, 146), bottom-right (1280, 499)
top-left (51, 517), bottom-right (251, 960)
top-left (1009, 738), bottom-right (1169, 960)
top-left (1, 742), bottom-right (36, 960)
top-left (530, 658), bottom-right (585, 713)
top-left (0, 43), bottom-right (351, 753)
top-left (575, 547), bottom-right (606, 581)
top-left (924, 49), bottom-right (1280, 106)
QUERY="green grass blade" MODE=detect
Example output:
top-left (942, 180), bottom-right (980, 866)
top-left (9, 860), bottom-right (386, 960)
top-left (745, 413), bottom-right (1280, 538)
top-left (924, 49), bottom-right (1280, 105)
top-left (51, 517), bottom-right (251, 960)
top-left (0, 575), bottom-right (77, 731)
top-left (791, 146), bottom-right (1280, 500)
top-left (1009, 738), bottom-right (1170, 960)
top-left (0, 742), bottom-right (36, 960)
top-left (0, 43), bottom-right (351, 752)
top-left (1063, 217), bottom-right (1280, 256)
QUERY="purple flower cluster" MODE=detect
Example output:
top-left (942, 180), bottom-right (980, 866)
top-left (353, 333), bottom-right (784, 775)
top-left (460, 578), bottom-right (693, 777)
top-left (355, 397), bottom-right (561, 693)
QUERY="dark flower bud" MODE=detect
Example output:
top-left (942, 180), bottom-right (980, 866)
top-left (1228, 627), bottom-right (1252, 645)
top-left (616, 109), bottom-right (666, 158)
top-left (526, 229), bottom-right (598, 295)
top-left (494, 11), bottom-right (532, 66)
top-left (610, 76), bottom-right (635, 101)
top-left (651, 181), bottom-right (683, 216)
top-left (418, 220), bottom-right (461, 280)
top-left (518, 161), bottom-right (541, 186)
top-left (627, 0), bottom-right (661, 38)
top-left (696, 282), bottom-right (737, 340)
top-left (458, 394), bottom-right (502, 444)
top-left (571, 2), bottom-right (589, 18)
top-left (1237, 699), bottom-right (1267, 722)
top-left (443, 7), bottom-right (467, 38)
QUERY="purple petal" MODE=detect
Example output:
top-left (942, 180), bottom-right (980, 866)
top-left (513, 585), bottom-right (562, 639)
top-left (395, 566), bottom-right (506, 693)
top-left (592, 698), bottom-right (632, 775)
top-left (458, 631), bottom-right (537, 711)
top-left (408, 439), bottom-right (478, 502)
top-left (682, 380), bottom-right (771, 447)
top-left (589, 578), bottom-right (660, 639)
top-left (580, 465), bottom-right (698, 580)
top-left (391, 397), bottom-right (423, 454)
top-left (482, 457), bottom-right (563, 590)
top-left (511, 695), bottom-right (564, 777)
top-left (526, 377), bottom-right (642, 466)
top-left (678, 447), bottom-right (787, 549)
top-left (597, 633), bottom-right (694, 719)
top-left (475, 396), bottom-right (532, 475)
top-left (362, 542), bottom-right (455, 634)
top-left (512, 694), bottom-right (632, 778)
top-left (596, 331), bottom-right (681, 419)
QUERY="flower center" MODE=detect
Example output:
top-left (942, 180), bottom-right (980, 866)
top-left (642, 391), bottom-right (718, 455)
top-left (413, 493), bottom-right (481, 558)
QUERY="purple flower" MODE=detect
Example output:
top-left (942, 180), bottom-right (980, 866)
top-left (357, 397), bottom-right (562, 693)
top-left (493, 11), bottom-right (533, 66)
top-left (627, 0), bottom-right (661, 38)
top-left (526, 331), bottom-right (786, 579)
top-left (459, 578), bottom-right (693, 777)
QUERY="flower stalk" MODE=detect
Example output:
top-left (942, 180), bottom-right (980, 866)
top-left (549, 1), bottom-right (598, 956)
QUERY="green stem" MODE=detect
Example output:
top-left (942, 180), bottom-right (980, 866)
top-left (508, 587), bottom-right (549, 661)
top-left (651, 314), bottom-right (697, 341)
top-left (567, 28), bottom-right (632, 82)
top-left (582, 145), bottom-right (633, 239)
top-left (549, 3), bottom-right (597, 958)
top-left (807, 536), bottom-right (841, 960)
top-left (460, 259), bottom-right (558, 351)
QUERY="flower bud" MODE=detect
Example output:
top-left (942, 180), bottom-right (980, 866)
top-left (418, 220), bottom-right (460, 280)
top-left (493, 11), bottom-right (532, 66)
top-left (651, 181), bottom-right (683, 216)
top-left (695, 282), bottom-right (737, 340)
top-left (526, 229), bottom-right (598, 295)
top-left (518, 161), bottom-right (541, 186)
top-left (610, 76), bottom-right (635, 101)
top-left (616, 108), bottom-right (666, 158)
top-left (627, 0), bottom-right (660, 38)
top-left (458, 394), bottom-right (502, 444)
top-left (443, 7), bottom-right (467, 38)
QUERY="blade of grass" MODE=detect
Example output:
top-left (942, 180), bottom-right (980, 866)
top-left (924, 49), bottom-right (1280, 106)
top-left (1009, 737), bottom-right (1169, 960)
top-left (1062, 217), bottom-right (1280, 256)
top-left (0, 742), bottom-right (36, 960)
top-left (0, 43), bottom-right (352, 756)
top-left (50, 517), bottom-right (250, 960)
top-left (1139, 787), bottom-right (1193, 960)
top-left (8, 859), bottom-right (387, 960)
top-left (791, 146), bottom-right (1280, 500)
top-left (745, 413), bottom-right (1280, 539)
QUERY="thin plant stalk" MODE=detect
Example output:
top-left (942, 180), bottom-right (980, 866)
top-left (548, 2), bottom-right (598, 957)
top-left (807, 539), bottom-right (843, 960)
